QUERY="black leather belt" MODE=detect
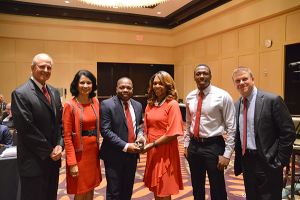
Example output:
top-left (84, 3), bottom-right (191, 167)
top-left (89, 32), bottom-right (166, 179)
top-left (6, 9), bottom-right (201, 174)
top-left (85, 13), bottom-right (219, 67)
top-left (192, 135), bottom-right (221, 143)
top-left (245, 149), bottom-right (258, 154)
top-left (82, 129), bottom-right (97, 137)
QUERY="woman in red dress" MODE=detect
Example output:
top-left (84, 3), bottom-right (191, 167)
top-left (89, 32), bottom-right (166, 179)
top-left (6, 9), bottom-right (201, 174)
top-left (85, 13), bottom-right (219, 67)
top-left (142, 71), bottom-right (184, 200)
top-left (63, 70), bottom-right (102, 200)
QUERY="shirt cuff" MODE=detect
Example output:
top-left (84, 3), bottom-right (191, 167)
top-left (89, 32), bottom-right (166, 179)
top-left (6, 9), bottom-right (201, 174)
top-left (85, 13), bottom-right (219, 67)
top-left (123, 143), bottom-right (129, 152)
top-left (223, 150), bottom-right (233, 159)
top-left (184, 141), bottom-right (190, 148)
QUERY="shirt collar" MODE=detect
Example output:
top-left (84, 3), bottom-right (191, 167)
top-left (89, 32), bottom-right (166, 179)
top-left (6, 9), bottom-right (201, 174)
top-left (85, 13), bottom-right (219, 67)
top-left (243, 86), bottom-right (257, 103)
top-left (120, 99), bottom-right (131, 106)
top-left (31, 76), bottom-right (47, 91)
top-left (197, 84), bottom-right (211, 97)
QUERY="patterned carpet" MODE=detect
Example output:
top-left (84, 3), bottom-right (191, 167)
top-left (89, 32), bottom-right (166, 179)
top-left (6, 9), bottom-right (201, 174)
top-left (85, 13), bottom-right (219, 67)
top-left (56, 136), bottom-right (299, 200)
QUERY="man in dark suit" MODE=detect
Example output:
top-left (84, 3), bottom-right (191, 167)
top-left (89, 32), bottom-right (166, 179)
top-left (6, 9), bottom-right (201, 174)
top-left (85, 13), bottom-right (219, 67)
top-left (99, 77), bottom-right (144, 200)
top-left (232, 66), bottom-right (295, 200)
top-left (11, 53), bottom-right (64, 200)
top-left (0, 94), bottom-right (7, 118)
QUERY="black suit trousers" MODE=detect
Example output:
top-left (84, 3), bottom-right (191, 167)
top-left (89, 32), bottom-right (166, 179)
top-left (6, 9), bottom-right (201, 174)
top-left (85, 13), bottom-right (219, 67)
top-left (242, 152), bottom-right (283, 200)
top-left (187, 136), bottom-right (227, 200)
top-left (104, 153), bottom-right (137, 200)
top-left (20, 166), bottom-right (59, 200)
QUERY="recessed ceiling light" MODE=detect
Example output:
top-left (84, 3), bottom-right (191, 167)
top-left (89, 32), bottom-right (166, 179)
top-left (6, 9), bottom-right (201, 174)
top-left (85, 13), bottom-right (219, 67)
top-left (157, 12), bottom-right (161, 14)
top-left (65, 1), bottom-right (69, 3)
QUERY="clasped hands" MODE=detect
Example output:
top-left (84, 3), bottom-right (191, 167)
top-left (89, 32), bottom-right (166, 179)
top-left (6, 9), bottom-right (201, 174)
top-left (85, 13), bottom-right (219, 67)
top-left (50, 145), bottom-right (63, 161)
top-left (127, 135), bottom-right (147, 154)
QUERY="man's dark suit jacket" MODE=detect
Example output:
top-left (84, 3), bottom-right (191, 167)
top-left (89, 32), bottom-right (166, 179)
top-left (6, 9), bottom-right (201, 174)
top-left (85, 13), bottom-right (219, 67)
top-left (234, 89), bottom-right (296, 176)
top-left (99, 95), bottom-right (143, 164)
top-left (11, 79), bottom-right (64, 177)
top-left (0, 102), bottom-right (7, 111)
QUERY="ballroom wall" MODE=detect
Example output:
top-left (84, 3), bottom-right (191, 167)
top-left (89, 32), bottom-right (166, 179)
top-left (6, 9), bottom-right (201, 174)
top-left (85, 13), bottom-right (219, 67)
top-left (0, 0), bottom-right (300, 103)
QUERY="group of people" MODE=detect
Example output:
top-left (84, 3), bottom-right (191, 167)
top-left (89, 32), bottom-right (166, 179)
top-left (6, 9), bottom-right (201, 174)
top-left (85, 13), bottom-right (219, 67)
top-left (0, 95), bottom-right (14, 147)
top-left (9, 53), bottom-right (296, 200)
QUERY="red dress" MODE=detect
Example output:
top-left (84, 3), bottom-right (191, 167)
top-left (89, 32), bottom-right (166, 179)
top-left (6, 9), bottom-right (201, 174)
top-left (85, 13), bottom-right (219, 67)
top-left (63, 98), bottom-right (102, 194)
top-left (143, 99), bottom-right (184, 197)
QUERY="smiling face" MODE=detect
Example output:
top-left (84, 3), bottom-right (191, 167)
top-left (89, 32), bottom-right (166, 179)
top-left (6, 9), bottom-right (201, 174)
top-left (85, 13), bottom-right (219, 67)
top-left (31, 54), bottom-right (52, 85)
top-left (233, 70), bottom-right (255, 98)
top-left (77, 75), bottom-right (93, 97)
top-left (194, 66), bottom-right (212, 90)
top-left (116, 78), bottom-right (133, 101)
top-left (153, 76), bottom-right (167, 102)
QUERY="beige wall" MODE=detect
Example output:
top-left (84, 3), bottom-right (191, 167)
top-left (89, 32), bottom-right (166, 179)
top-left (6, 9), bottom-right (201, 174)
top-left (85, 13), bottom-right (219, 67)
top-left (0, 0), bottom-right (300, 104)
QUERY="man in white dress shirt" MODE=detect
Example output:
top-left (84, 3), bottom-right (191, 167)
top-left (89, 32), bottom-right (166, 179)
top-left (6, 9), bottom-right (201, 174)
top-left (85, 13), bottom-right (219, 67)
top-left (184, 64), bottom-right (236, 200)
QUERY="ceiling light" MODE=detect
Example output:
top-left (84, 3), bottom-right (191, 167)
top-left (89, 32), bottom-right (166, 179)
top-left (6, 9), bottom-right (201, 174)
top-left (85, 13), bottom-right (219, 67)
top-left (77, 0), bottom-right (169, 8)
top-left (65, 1), bottom-right (70, 3)
top-left (157, 11), bottom-right (161, 14)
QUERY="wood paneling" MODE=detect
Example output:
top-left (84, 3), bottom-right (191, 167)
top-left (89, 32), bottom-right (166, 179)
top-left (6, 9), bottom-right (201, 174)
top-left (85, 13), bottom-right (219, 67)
top-left (259, 18), bottom-right (282, 47)
top-left (207, 36), bottom-right (219, 56)
top-left (174, 47), bottom-right (184, 63)
top-left (44, 41), bottom-right (71, 60)
top-left (175, 65), bottom-right (184, 100)
top-left (259, 50), bottom-right (282, 96)
top-left (184, 44), bottom-right (194, 61)
top-left (184, 64), bottom-right (196, 101)
top-left (221, 57), bottom-right (239, 101)
top-left (16, 40), bottom-right (44, 59)
top-left (159, 47), bottom-right (174, 64)
top-left (96, 43), bottom-right (120, 62)
top-left (0, 62), bottom-right (17, 100)
top-left (238, 26), bottom-right (257, 50)
top-left (194, 40), bottom-right (206, 58)
top-left (206, 59), bottom-right (221, 88)
top-left (73, 43), bottom-right (94, 60)
top-left (222, 31), bottom-right (237, 54)
top-left (138, 46), bottom-right (159, 63)
top-left (0, 38), bottom-right (15, 60)
top-left (47, 63), bottom-right (71, 102)
top-left (18, 62), bottom-right (32, 87)
top-left (286, 11), bottom-right (300, 42)
top-left (238, 54), bottom-right (259, 86)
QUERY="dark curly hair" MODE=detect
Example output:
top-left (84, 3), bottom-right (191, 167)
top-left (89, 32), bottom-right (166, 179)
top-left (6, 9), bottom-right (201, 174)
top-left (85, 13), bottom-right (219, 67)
top-left (147, 71), bottom-right (178, 106)
top-left (70, 70), bottom-right (98, 98)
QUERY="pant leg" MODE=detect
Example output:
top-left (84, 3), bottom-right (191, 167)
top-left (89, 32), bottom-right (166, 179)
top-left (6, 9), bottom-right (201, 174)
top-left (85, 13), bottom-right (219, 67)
top-left (120, 154), bottom-right (137, 200)
top-left (20, 167), bottom-right (59, 200)
top-left (242, 152), bottom-right (283, 200)
top-left (187, 136), bottom-right (227, 200)
top-left (187, 150), bottom-right (207, 200)
top-left (104, 154), bottom-right (137, 200)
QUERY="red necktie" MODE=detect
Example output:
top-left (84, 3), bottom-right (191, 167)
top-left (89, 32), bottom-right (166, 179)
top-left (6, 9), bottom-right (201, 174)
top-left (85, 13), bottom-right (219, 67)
top-left (194, 91), bottom-right (204, 138)
top-left (123, 102), bottom-right (135, 143)
top-left (242, 98), bottom-right (247, 156)
top-left (42, 86), bottom-right (52, 105)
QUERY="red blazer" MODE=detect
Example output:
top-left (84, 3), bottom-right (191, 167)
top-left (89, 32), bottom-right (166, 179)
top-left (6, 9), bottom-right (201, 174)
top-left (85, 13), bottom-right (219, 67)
top-left (63, 97), bottom-right (100, 166)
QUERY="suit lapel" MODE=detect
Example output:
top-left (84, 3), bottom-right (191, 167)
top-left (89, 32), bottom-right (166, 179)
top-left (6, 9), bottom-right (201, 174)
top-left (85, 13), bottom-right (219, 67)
top-left (29, 79), bottom-right (54, 111)
top-left (114, 96), bottom-right (128, 128)
top-left (254, 89), bottom-right (264, 135)
top-left (130, 99), bottom-right (139, 133)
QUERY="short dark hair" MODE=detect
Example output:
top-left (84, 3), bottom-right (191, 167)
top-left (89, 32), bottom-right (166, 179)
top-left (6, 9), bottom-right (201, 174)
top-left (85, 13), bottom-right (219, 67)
top-left (194, 64), bottom-right (211, 75)
top-left (70, 70), bottom-right (98, 98)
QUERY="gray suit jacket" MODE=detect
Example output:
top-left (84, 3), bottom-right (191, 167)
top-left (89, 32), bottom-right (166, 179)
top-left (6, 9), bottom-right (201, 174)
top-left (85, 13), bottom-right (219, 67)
top-left (11, 79), bottom-right (64, 177)
top-left (234, 89), bottom-right (295, 176)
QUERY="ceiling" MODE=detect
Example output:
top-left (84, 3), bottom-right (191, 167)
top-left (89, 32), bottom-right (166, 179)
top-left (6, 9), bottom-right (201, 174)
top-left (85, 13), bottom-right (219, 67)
top-left (0, 0), bottom-right (231, 29)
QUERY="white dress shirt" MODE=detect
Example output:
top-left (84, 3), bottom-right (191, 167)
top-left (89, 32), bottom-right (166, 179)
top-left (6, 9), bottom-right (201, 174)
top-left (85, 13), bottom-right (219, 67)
top-left (185, 84), bottom-right (236, 159)
top-left (31, 76), bottom-right (51, 101)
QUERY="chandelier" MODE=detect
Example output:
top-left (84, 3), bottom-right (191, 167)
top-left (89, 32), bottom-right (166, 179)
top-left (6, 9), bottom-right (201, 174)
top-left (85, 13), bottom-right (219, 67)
top-left (78, 0), bottom-right (169, 8)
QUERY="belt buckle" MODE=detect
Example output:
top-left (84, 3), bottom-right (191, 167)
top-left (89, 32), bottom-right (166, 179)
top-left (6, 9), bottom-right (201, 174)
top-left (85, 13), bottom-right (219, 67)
top-left (199, 138), bottom-right (204, 142)
top-left (88, 130), bottom-right (95, 136)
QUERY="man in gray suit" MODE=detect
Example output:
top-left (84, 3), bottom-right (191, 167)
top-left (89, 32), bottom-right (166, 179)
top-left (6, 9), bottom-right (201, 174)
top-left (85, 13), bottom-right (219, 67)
top-left (232, 66), bottom-right (295, 200)
top-left (11, 53), bottom-right (64, 200)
